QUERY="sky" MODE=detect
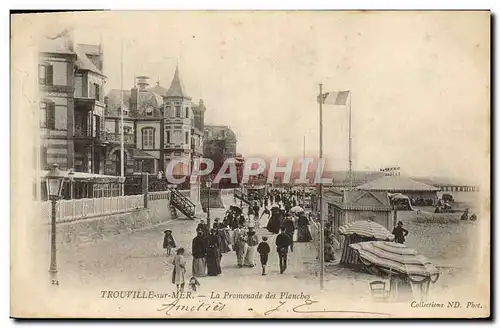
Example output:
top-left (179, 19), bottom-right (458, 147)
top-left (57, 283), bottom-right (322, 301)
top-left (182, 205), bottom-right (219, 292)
top-left (29, 11), bottom-right (490, 182)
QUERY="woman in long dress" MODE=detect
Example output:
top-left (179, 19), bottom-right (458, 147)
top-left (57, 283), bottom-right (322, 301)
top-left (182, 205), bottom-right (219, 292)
top-left (172, 248), bottom-right (186, 292)
top-left (296, 213), bottom-right (312, 242)
top-left (218, 228), bottom-right (231, 254)
top-left (206, 229), bottom-right (222, 276)
top-left (191, 231), bottom-right (207, 277)
top-left (244, 228), bottom-right (259, 267)
top-left (266, 208), bottom-right (282, 234)
top-left (324, 234), bottom-right (336, 262)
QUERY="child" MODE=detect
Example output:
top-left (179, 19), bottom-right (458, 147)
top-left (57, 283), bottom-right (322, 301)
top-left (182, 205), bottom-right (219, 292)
top-left (257, 236), bottom-right (271, 275)
top-left (188, 276), bottom-right (201, 292)
top-left (163, 230), bottom-right (177, 256)
top-left (172, 248), bottom-right (186, 292)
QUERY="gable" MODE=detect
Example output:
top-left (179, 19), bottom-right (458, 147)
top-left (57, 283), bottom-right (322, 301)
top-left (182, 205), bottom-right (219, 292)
top-left (351, 192), bottom-right (387, 207)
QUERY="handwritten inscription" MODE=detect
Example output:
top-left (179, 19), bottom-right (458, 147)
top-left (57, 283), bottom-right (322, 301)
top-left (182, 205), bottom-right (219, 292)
top-left (264, 299), bottom-right (390, 317)
top-left (157, 298), bottom-right (226, 316)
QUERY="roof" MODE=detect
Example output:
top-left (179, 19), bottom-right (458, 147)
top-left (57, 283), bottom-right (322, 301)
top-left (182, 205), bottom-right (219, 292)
top-left (106, 89), bottom-right (164, 117)
top-left (204, 125), bottom-right (237, 141)
top-left (77, 43), bottom-right (101, 56)
top-left (74, 44), bottom-right (104, 76)
top-left (39, 36), bottom-right (75, 55)
top-left (357, 176), bottom-right (440, 192)
top-left (329, 170), bottom-right (385, 186)
top-left (412, 176), bottom-right (477, 187)
top-left (327, 190), bottom-right (391, 212)
top-left (148, 82), bottom-right (168, 97)
top-left (166, 65), bottom-right (190, 99)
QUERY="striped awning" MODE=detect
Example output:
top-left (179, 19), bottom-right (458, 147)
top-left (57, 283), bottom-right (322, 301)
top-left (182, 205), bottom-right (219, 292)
top-left (339, 220), bottom-right (394, 241)
top-left (349, 241), bottom-right (439, 283)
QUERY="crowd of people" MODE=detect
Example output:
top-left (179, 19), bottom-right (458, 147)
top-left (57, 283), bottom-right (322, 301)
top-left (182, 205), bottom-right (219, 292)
top-left (165, 188), bottom-right (315, 292)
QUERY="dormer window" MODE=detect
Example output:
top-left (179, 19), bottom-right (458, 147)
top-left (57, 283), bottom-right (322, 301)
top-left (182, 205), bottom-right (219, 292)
top-left (146, 106), bottom-right (153, 117)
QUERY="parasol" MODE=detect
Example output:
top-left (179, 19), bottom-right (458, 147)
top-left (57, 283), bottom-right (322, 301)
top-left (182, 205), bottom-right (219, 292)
top-left (349, 241), bottom-right (439, 283)
top-left (339, 220), bottom-right (394, 241)
top-left (290, 205), bottom-right (304, 213)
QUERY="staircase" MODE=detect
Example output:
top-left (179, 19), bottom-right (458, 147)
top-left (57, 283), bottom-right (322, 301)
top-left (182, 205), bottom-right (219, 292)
top-left (234, 189), bottom-right (251, 205)
top-left (170, 189), bottom-right (197, 220)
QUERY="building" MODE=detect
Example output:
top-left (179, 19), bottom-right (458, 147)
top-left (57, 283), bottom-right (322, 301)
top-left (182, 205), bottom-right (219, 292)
top-left (203, 125), bottom-right (237, 161)
top-left (356, 175), bottom-right (440, 204)
top-left (104, 66), bottom-right (205, 177)
top-left (39, 33), bottom-right (107, 173)
top-left (203, 125), bottom-right (240, 186)
top-left (325, 190), bottom-right (393, 247)
top-left (38, 31), bottom-right (122, 199)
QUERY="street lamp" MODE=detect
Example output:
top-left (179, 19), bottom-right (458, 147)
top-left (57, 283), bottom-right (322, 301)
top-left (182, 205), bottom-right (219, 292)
top-left (206, 177), bottom-right (212, 230)
top-left (45, 164), bottom-right (66, 286)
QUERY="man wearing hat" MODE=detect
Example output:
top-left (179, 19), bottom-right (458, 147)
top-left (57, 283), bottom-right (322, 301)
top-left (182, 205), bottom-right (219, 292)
top-left (392, 221), bottom-right (409, 244)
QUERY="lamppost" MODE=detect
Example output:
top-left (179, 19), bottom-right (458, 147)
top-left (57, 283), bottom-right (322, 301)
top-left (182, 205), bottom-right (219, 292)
top-left (68, 169), bottom-right (75, 199)
top-left (206, 177), bottom-right (212, 230)
top-left (45, 164), bottom-right (66, 286)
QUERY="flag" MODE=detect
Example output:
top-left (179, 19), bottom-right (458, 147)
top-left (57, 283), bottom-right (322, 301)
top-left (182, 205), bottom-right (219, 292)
top-left (317, 90), bottom-right (350, 106)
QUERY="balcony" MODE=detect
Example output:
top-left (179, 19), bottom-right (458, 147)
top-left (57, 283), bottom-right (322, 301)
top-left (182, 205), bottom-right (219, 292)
top-left (74, 129), bottom-right (107, 144)
top-left (104, 133), bottom-right (135, 145)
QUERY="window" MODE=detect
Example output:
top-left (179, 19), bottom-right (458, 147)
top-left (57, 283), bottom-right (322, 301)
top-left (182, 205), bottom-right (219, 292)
top-left (185, 131), bottom-right (189, 144)
top-left (166, 106), bottom-right (172, 117)
top-left (123, 126), bottom-right (131, 134)
top-left (165, 130), bottom-right (171, 144)
top-left (175, 106), bottom-right (181, 117)
top-left (146, 107), bottom-right (153, 117)
top-left (142, 127), bottom-right (155, 149)
top-left (38, 64), bottom-right (53, 86)
top-left (185, 107), bottom-right (189, 118)
top-left (40, 101), bottom-right (55, 129)
top-left (173, 131), bottom-right (182, 144)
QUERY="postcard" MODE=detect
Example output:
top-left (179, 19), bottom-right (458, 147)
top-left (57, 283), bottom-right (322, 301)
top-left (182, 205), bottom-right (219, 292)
top-left (10, 10), bottom-right (490, 318)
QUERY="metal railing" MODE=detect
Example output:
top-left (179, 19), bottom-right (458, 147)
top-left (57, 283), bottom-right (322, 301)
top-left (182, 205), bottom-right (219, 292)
top-left (39, 194), bottom-right (144, 223)
top-left (148, 191), bottom-right (171, 201)
top-left (104, 133), bottom-right (135, 144)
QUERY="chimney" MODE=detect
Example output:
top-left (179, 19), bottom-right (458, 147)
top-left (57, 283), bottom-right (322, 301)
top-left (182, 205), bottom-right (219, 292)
top-left (130, 85), bottom-right (138, 114)
top-left (136, 76), bottom-right (150, 91)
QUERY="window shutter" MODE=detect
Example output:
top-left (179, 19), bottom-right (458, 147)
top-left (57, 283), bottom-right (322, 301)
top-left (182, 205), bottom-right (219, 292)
top-left (46, 65), bottom-right (54, 86)
top-left (41, 146), bottom-right (48, 169)
top-left (47, 103), bottom-right (56, 130)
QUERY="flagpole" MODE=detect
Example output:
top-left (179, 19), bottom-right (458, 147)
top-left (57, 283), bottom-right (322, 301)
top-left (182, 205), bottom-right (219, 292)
top-left (348, 93), bottom-right (353, 190)
top-left (120, 40), bottom-right (125, 196)
top-left (303, 135), bottom-right (306, 204)
top-left (318, 83), bottom-right (325, 291)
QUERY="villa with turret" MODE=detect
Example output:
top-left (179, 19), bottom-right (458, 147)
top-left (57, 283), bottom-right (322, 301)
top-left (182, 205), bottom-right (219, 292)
top-left (104, 66), bottom-right (205, 177)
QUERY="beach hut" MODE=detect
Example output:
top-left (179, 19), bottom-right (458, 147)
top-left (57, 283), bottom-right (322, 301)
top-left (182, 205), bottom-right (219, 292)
top-left (350, 241), bottom-right (439, 301)
top-left (339, 220), bottom-right (394, 266)
top-left (325, 190), bottom-right (393, 248)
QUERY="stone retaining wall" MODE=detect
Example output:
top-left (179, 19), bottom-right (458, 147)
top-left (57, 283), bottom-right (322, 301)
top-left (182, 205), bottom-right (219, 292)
top-left (56, 198), bottom-right (173, 245)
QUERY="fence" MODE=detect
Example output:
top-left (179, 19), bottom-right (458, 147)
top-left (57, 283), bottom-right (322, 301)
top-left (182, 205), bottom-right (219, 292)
top-left (148, 191), bottom-right (171, 201)
top-left (39, 194), bottom-right (144, 223)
